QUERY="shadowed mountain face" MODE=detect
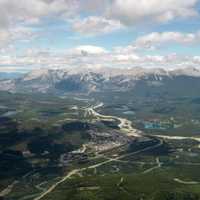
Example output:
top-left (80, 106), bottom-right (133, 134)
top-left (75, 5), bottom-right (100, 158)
top-left (0, 67), bottom-right (200, 96)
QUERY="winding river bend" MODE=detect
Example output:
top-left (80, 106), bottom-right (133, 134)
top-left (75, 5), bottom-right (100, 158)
top-left (87, 103), bottom-right (200, 143)
top-left (86, 103), bottom-right (142, 138)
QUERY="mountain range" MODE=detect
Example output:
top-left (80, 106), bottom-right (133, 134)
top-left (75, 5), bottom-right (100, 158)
top-left (0, 67), bottom-right (200, 97)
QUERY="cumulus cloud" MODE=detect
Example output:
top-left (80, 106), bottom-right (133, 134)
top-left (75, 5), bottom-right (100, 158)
top-left (0, 0), bottom-right (199, 48)
top-left (1, 45), bottom-right (200, 72)
top-left (79, 0), bottom-right (108, 13)
top-left (0, 29), bottom-right (32, 51)
top-left (0, 0), bottom-right (200, 72)
top-left (134, 31), bottom-right (200, 49)
top-left (72, 16), bottom-right (123, 36)
top-left (0, 0), bottom-right (79, 28)
top-left (68, 45), bottom-right (108, 55)
top-left (0, 26), bottom-right (38, 50)
top-left (108, 0), bottom-right (198, 25)
top-left (0, 30), bottom-right (10, 47)
top-left (0, 0), bottom-right (79, 49)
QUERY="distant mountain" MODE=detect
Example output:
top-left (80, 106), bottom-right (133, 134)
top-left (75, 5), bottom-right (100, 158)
top-left (1, 67), bottom-right (200, 97)
top-left (0, 72), bottom-right (23, 80)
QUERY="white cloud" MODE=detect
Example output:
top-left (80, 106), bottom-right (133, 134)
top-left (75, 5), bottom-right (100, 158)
top-left (0, 0), bottom-right (79, 49)
top-left (1, 46), bottom-right (200, 73)
top-left (0, 0), bottom-right (79, 28)
top-left (72, 16), bottom-right (123, 36)
top-left (0, 30), bottom-right (10, 47)
top-left (108, 0), bottom-right (198, 25)
top-left (134, 31), bottom-right (200, 49)
top-left (113, 54), bottom-right (140, 62)
top-left (0, 1), bottom-right (198, 34)
top-left (0, 0), bottom-right (199, 49)
top-left (68, 45), bottom-right (108, 55)
top-left (0, 26), bottom-right (38, 50)
top-left (79, 0), bottom-right (108, 13)
top-left (0, 0), bottom-right (200, 72)
top-left (75, 45), bottom-right (108, 54)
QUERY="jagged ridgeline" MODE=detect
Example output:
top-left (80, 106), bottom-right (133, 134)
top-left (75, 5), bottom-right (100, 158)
top-left (1, 67), bottom-right (200, 97)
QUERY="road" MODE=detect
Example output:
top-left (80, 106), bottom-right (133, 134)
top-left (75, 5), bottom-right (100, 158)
top-left (155, 134), bottom-right (200, 142)
top-left (174, 178), bottom-right (199, 185)
top-left (34, 138), bottom-right (161, 200)
top-left (33, 102), bottom-right (161, 200)
top-left (33, 169), bottom-right (80, 200)
top-left (142, 157), bottom-right (162, 174)
top-left (0, 181), bottom-right (18, 197)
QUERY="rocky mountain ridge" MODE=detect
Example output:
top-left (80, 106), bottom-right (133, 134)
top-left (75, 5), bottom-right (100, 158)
top-left (0, 67), bottom-right (200, 95)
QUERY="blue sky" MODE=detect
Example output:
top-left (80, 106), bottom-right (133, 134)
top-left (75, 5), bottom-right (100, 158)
top-left (0, 0), bottom-right (200, 72)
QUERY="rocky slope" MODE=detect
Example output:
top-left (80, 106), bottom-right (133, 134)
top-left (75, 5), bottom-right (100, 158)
top-left (0, 67), bottom-right (200, 96)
